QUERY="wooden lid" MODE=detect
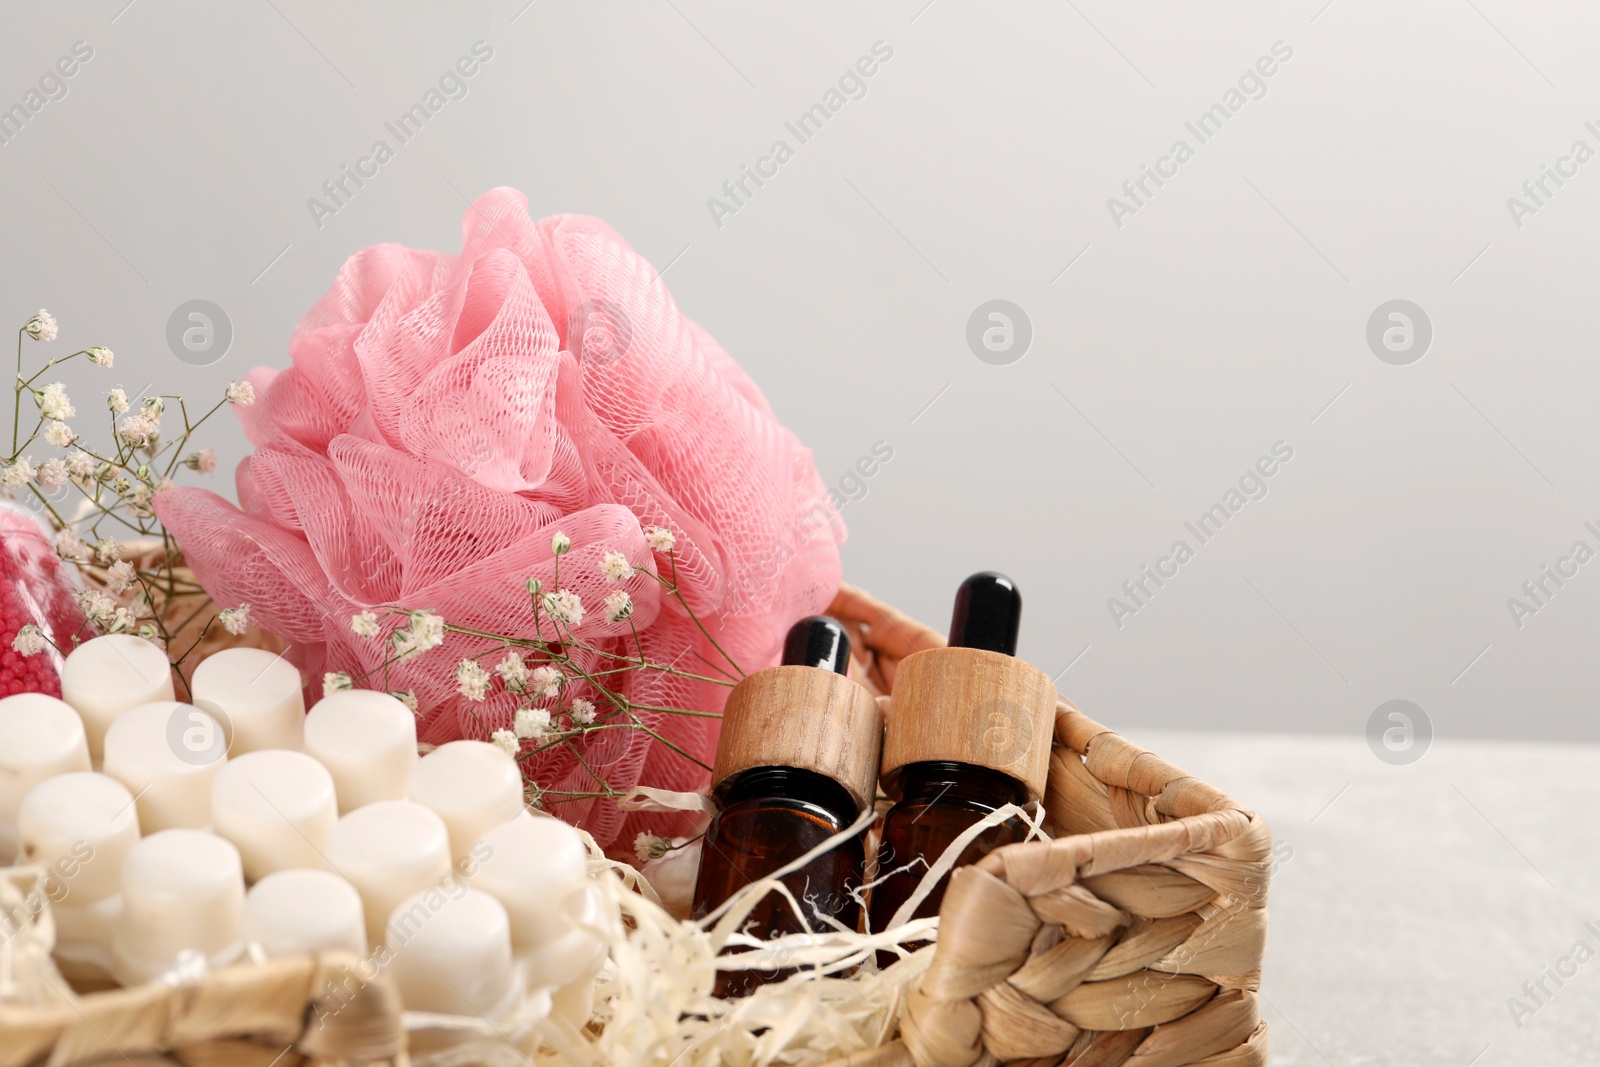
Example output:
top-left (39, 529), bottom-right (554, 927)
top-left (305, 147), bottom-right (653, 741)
top-left (712, 665), bottom-right (883, 812)
top-left (881, 646), bottom-right (1057, 801)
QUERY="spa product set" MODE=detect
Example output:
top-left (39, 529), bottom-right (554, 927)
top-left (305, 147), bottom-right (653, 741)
top-left (689, 570), bottom-right (1058, 988)
top-left (4, 212), bottom-right (1270, 1062)
top-left (0, 638), bottom-right (600, 1022)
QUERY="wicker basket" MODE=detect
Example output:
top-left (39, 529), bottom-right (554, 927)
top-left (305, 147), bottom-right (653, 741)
top-left (0, 944), bottom-right (405, 1067)
top-left (823, 583), bottom-right (1272, 1067)
top-left (0, 582), bottom-right (1268, 1066)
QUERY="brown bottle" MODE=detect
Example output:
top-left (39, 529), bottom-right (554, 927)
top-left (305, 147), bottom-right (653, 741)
top-left (868, 572), bottom-right (1056, 956)
top-left (690, 616), bottom-right (881, 997)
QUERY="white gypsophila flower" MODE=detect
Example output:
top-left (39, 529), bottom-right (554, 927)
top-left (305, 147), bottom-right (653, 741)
top-left (12, 625), bottom-right (46, 656)
top-left (323, 672), bottom-right (353, 696)
top-left (86, 346), bottom-right (113, 367)
top-left (226, 380), bottom-right (255, 405)
top-left (528, 665), bottom-right (563, 699)
top-left (105, 560), bottom-right (138, 594)
top-left (217, 604), bottom-right (251, 635)
top-left (495, 651), bottom-right (530, 692)
top-left (391, 690), bottom-right (418, 713)
top-left (350, 611), bottom-right (380, 638)
top-left (54, 528), bottom-right (90, 563)
top-left (456, 658), bottom-right (491, 702)
top-left (549, 531), bottom-right (572, 558)
top-left (634, 832), bottom-right (672, 865)
top-left (569, 698), bottom-right (597, 725)
top-left (392, 610), bottom-right (445, 660)
top-left (137, 623), bottom-right (164, 647)
top-left (513, 706), bottom-right (551, 741)
top-left (106, 608), bottom-right (135, 634)
top-left (410, 610), bottom-right (444, 642)
top-left (127, 484), bottom-right (154, 518)
top-left (2, 458), bottom-right (34, 490)
top-left (34, 458), bottom-right (68, 491)
top-left (490, 728), bottom-right (520, 758)
top-left (542, 589), bottom-right (584, 627)
top-left (75, 589), bottom-right (117, 625)
top-left (44, 420), bottom-right (75, 448)
top-left (603, 589), bottom-right (633, 623)
top-left (63, 452), bottom-right (93, 480)
top-left (117, 413), bottom-right (158, 447)
top-left (38, 383), bottom-right (74, 421)
top-left (524, 576), bottom-right (543, 597)
top-left (108, 388), bottom-right (129, 414)
top-left (390, 631), bottom-right (423, 661)
top-left (599, 551), bottom-right (632, 583)
top-left (23, 310), bottom-right (57, 342)
top-left (644, 525), bottom-right (675, 553)
top-left (93, 538), bottom-right (120, 564)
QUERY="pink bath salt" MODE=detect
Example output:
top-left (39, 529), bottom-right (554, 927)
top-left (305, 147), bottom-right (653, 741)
top-left (0, 504), bottom-right (90, 697)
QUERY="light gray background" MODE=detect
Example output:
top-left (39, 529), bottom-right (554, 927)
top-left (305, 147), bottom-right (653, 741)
top-left (3, 0), bottom-right (1597, 749)
top-left (5, 4), bottom-right (1600, 1063)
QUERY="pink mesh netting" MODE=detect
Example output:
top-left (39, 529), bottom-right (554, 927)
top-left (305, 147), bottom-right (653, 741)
top-left (153, 187), bottom-right (844, 851)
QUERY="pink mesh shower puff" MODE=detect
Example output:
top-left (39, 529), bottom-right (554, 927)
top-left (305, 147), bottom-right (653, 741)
top-left (153, 187), bottom-right (845, 852)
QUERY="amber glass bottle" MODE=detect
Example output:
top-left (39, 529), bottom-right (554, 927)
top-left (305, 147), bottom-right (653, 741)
top-left (690, 616), bottom-right (882, 997)
top-left (868, 761), bottom-right (1027, 932)
top-left (867, 572), bottom-right (1057, 954)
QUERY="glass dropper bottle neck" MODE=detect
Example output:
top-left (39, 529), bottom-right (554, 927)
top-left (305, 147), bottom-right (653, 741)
top-left (890, 760), bottom-right (1028, 810)
top-left (715, 765), bottom-right (860, 821)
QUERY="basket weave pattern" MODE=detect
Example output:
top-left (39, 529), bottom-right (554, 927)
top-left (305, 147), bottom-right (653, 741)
top-left (826, 584), bottom-right (1271, 1067)
top-left (0, 945), bottom-right (404, 1067)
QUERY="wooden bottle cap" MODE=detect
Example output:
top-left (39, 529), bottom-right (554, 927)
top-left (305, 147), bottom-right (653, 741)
top-left (881, 646), bottom-right (1057, 801)
top-left (712, 665), bottom-right (883, 812)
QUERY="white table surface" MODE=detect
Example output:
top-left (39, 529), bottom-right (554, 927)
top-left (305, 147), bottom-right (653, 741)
top-left (1134, 730), bottom-right (1600, 1066)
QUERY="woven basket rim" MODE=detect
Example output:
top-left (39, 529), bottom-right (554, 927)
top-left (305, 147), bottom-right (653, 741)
top-left (824, 581), bottom-right (1272, 1067)
top-left (830, 581), bottom-right (1256, 813)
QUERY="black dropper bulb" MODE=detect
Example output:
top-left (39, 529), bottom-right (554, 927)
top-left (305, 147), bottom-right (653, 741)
top-left (947, 571), bottom-right (1022, 656)
top-left (781, 615), bottom-right (851, 675)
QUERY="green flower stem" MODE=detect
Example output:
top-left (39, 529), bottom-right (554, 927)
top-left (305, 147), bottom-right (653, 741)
top-left (536, 790), bottom-right (617, 804)
top-left (685, 644), bottom-right (741, 684)
top-left (167, 616), bottom-right (221, 695)
top-left (422, 618), bottom-right (736, 689)
top-left (19, 348), bottom-right (101, 390)
top-left (639, 562), bottom-right (744, 678)
top-left (628, 616), bottom-right (645, 662)
top-left (616, 709), bottom-right (711, 771)
top-left (24, 484), bottom-right (70, 533)
top-left (562, 739), bottom-right (616, 796)
top-left (12, 330), bottom-right (22, 455)
top-left (161, 396), bottom-right (226, 481)
top-left (164, 594), bottom-right (217, 645)
top-left (624, 703), bottom-right (723, 718)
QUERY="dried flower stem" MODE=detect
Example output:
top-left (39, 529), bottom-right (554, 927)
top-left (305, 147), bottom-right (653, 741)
top-left (342, 534), bottom-right (740, 801)
top-left (7, 311), bottom-right (246, 688)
